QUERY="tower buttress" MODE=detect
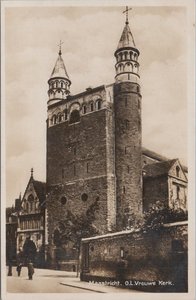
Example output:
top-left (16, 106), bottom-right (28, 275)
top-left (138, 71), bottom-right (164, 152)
top-left (47, 44), bottom-right (71, 106)
top-left (114, 8), bottom-right (142, 229)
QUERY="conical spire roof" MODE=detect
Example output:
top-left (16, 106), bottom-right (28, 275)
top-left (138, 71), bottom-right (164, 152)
top-left (50, 51), bottom-right (69, 80)
top-left (117, 22), bottom-right (136, 50)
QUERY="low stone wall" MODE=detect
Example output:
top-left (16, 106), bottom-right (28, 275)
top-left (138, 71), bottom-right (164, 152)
top-left (80, 222), bottom-right (188, 292)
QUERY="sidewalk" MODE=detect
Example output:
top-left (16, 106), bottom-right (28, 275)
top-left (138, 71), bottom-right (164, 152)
top-left (34, 268), bottom-right (140, 293)
top-left (59, 272), bottom-right (139, 293)
top-left (7, 267), bottom-right (140, 293)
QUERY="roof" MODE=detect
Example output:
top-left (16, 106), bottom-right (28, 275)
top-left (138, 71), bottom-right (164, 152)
top-left (117, 23), bottom-right (136, 50)
top-left (143, 159), bottom-right (178, 178)
top-left (50, 52), bottom-right (69, 80)
top-left (142, 147), bottom-right (188, 173)
top-left (33, 180), bottom-right (46, 204)
top-left (142, 147), bottom-right (168, 162)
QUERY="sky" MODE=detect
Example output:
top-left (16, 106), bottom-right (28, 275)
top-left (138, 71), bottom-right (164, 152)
top-left (3, 3), bottom-right (191, 207)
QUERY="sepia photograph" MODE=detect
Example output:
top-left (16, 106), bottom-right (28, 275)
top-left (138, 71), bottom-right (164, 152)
top-left (1, 0), bottom-right (195, 299)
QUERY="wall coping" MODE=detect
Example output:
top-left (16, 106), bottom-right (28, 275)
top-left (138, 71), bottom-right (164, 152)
top-left (82, 221), bottom-right (188, 242)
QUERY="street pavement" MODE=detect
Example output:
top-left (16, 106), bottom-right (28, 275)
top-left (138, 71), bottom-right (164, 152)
top-left (6, 267), bottom-right (139, 293)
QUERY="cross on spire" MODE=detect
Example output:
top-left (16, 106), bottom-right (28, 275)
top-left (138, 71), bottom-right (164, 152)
top-left (58, 40), bottom-right (64, 55)
top-left (123, 6), bottom-right (132, 25)
top-left (31, 168), bottom-right (33, 178)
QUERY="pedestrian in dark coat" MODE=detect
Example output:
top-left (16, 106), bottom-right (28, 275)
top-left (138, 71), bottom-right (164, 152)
top-left (16, 248), bottom-right (23, 277)
top-left (16, 264), bottom-right (22, 277)
top-left (27, 261), bottom-right (34, 280)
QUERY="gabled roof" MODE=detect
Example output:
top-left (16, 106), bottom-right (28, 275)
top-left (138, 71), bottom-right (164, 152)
top-left (21, 175), bottom-right (46, 205)
top-left (50, 52), bottom-right (69, 80)
top-left (142, 147), bottom-right (188, 173)
top-left (117, 23), bottom-right (136, 50)
top-left (33, 180), bottom-right (46, 204)
top-left (143, 159), bottom-right (178, 178)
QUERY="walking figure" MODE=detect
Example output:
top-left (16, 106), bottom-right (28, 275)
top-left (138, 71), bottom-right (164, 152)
top-left (16, 264), bottom-right (22, 277)
top-left (16, 247), bottom-right (23, 277)
top-left (27, 261), bottom-right (34, 280)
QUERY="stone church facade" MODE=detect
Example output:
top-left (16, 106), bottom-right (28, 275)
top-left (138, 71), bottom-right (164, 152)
top-left (45, 13), bottom-right (188, 269)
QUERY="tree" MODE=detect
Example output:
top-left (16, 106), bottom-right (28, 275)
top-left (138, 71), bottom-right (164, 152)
top-left (142, 201), bottom-right (188, 232)
top-left (55, 197), bottom-right (99, 276)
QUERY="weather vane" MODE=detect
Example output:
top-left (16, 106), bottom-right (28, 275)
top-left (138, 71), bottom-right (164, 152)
top-left (123, 6), bottom-right (132, 24)
top-left (58, 40), bottom-right (64, 55)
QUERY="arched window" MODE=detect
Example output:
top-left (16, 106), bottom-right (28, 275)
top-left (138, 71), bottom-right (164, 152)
top-left (90, 102), bottom-right (94, 112)
top-left (176, 166), bottom-right (180, 177)
top-left (64, 109), bottom-right (68, 120)
top-left (61, 82), bottom-right (64, 88)
top-left (96, 99), bottom-right (102, 110)
top-left (58, 113), bottom-right (63, 123)
top-left (52, 115), bottom-right (56, 125)
top-left (82, 105), bottom-right (87, 114)
top-left (55, 81), bottom-right (58, 88)
top-left (69, 109), bottom-right (80, 124)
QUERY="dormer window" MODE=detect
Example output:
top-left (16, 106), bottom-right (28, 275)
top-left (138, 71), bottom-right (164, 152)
top-left (176, 166), bottom-right (180, 177)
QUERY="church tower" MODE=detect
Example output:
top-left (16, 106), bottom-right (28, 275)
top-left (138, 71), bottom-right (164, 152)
top-left (47, 44), bottom-right (71, 106)
top-left (114, 8), bottom-right (142, 228)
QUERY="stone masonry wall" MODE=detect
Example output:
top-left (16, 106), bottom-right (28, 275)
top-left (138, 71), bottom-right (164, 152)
top-left (114, 82), bottom-right (142, 228)
top-left (46, 104), bottom-right (116, 264)
top-left (81, 223), bottom-right (188, 292)
top-left (143, 176), bottom-right (168, 211)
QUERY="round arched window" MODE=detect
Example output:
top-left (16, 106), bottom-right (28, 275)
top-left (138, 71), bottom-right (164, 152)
top-left (81, 193), bottom-right (88, 202)
top-left (69, 110), bottom-right (80, 124)
top-left (61, 196), bottom-right (67, 205)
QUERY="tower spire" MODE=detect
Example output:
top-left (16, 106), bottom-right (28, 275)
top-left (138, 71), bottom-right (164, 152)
top-left (123, 6), bottom-right (132, 25)
top-left (114, 7), bottom-right (139, 84)
top-left (47, 42), bottom-right (71, 105)
top-left (31, 168), bottom-right (34, 178)
top-left (58, 40), bottom-right (64, 56)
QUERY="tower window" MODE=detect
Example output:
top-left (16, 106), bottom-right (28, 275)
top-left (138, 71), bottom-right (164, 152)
top-left (125, 98), bottom-right (127, 107)
top-left (120, 247), bottom-right (124, 258)
top-left (61, 82), bottom-right (64, 88)
top-left (137, 86), bottom-right (140, 94)
top-left (73, 148), bottom-right (76, 155)
top-left (52, 115), bottom-right (56, 125)
top-left (96, 99), bottom-right (102, 110)
top-left (62, 168), bottom-right (64, 179)
top-left (176, 166), bottom-right (180, 177)
top-left (90, 102), bottom-right (94, 112)
top-left (176, 186), bottom-right (180, 199)
top-left (81, 193), bottom-right (88, 202)
top-left (86, 163), bottom-right (89, 173)
top-left (74, 164), bottom-right (76, 176)
top-left (64, 109), bottom-right (68, 120)
top-left (60, 197), bottom-right (67, 205)
top-left (127, 166), bottom-right (130, 173)
top-left (82, 105), bottom-right (87, 114)
top-left (58, 113), bottom-right (63, 123)
top-left (123, 186), bottom-right (126, 194)
top-left (69, 110), bottom-right (80, 124)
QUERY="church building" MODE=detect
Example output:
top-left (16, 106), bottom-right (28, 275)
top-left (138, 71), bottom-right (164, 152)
top-left (45, 9), bottom-right (188, 270)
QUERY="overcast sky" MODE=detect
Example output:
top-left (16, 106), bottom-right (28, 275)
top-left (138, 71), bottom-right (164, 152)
top-left (3, 3), bottom-right (191, 206)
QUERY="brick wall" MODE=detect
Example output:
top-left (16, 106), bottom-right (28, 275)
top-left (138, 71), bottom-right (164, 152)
top-left (81, 223), bottom-right (188, 292)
